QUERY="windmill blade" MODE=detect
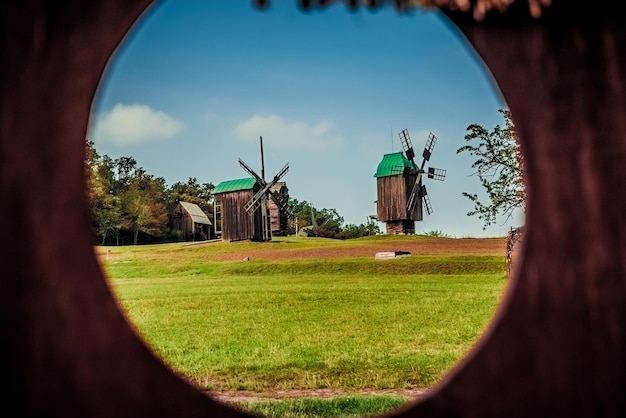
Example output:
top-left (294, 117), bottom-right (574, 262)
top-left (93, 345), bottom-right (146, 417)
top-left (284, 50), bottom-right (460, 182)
top-left (268, 189), bottom-right (285, 207)
top-left (238, 158), bottom-right (265, 186)
top-left (419, 132), bottom-right (437, 171)
top-left (259, 136), bottom-right (265, 182)
top-left (406, 172), bottom-right (423, 213)
top-left (399, 129), bottom-right (416, 163)
top-left (422, 132), bottom-right (437, 161)
top-left (244, 163), bottom-right (290, 213)
top-left (268, 189), bottom-right (294, 218)
top-left (267, 163), bottom-right (291, 215)
top-left (267, 162), bottom-right (289, 188)
top-left (420, 184), bottom-right (433, 215)
top-left (427, 167), bottom-right (447, 181)
top-left (244, 187), bottom-right (269, 213)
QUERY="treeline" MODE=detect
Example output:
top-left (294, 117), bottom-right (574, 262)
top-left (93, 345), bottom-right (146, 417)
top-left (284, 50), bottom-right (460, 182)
top-left (86, 142), bottom-right (379, 245)
top-left (86, 141), bottom-right (214, 245)
top-left (287, 200), bottom-right (380, 239)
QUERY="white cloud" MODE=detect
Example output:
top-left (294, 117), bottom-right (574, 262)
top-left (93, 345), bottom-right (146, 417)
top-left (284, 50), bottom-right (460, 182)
top-left (233, 115), bottom-right (345, 153)
top-left (90, 103), bottom-right (183, 146)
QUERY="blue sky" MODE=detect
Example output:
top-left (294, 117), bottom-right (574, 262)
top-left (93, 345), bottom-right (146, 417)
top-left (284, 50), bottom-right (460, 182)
top-left (90, 0), bottom-right (522, 238)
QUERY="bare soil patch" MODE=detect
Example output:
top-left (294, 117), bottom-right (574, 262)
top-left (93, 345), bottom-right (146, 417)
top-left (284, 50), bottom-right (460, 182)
top-left (208, 388), bottom-right (429, 404)
top-left (218, 237), bottom-right (506, 262)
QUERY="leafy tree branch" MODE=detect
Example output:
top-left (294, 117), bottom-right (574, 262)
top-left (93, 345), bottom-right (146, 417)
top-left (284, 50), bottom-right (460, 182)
top-left (456, 109), bottom-right (525, 229)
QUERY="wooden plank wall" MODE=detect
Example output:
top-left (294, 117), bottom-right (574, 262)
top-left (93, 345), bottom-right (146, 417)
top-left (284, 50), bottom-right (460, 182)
top-left (268, 186), bottom-right (289, 236)
top-left (170, 203), bottom-right (198, 241)
top-left (376, 174), bottom-right (422, 222)
top-left (219, 191), bottom-right (261, 241)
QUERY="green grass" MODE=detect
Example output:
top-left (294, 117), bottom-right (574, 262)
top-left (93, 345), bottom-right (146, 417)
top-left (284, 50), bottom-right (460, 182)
top-left (99, 235), bottom-right (507, 415)
top-left (230, 395), bottom-right (409, 418)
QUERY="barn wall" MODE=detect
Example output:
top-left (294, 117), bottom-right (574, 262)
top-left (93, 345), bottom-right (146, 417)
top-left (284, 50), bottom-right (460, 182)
top-left (220, 191), bottom-right (252, 241)
top-left (171, 204), bottom-right (210, 241)
top-left (218, 190), bottom-right (264, 241)
top-left (182, 213), bottom-right (193, 241)
top-left (171, 212), bottom-right (193, 241)
top-left (171, 203), bottom-right (192, 241)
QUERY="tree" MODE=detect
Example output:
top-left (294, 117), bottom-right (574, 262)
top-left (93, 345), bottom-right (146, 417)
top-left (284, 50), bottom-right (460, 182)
top-left (167, 177), bottom-right (215, 216)
top-left (286, 199), bottom-right (315, 233)
top-left (86, 141), bottom-right (170, 245)
top-left (456, 109), bottom-right (524, 229)
top-left (287, 198), bottom-right (379, 239)
top-left (86, 142), bottom-right (123, 244)
top-left (286, 199), bottom-right (344, 237)
top-left (309, 208), bottom-right (343, 238)
top-left (120, 168), bottom-right (169, 245)
top-left (335, 220), bottom-right (380, 239)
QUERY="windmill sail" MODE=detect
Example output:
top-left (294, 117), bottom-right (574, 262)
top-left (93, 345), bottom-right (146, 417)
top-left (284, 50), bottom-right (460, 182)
top-left (428, 167), bottom-right (446, 181)
top-left (406, 172), bottom-right (423, 213)
top-left (245, 163), bottom-right (289, 212)
top-left (422, 132), bottom-right (436, 165)
top-left (400, 130), bottom-right (446, 215)
top-left (239, 158), bottom-right (264, 184)
top-left (419, 184), bottom-right (433, 215)
top-left (399, 129), bottom-right (415, 162)
top-left (238, 137), bottom-right (293, 240)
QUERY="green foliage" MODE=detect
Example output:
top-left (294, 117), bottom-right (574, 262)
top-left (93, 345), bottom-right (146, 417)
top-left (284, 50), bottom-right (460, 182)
top-left (288, 199), bottom-right (343, 234)
top-left (86, 141), bottom-right (217, 245)
top-left (288, 199), bottom-right (379, 239)
top-left (287, 199), bottom-right (313, 229)
top-left (167, 177), bottom-right (215, 216)
top-left (422, 229), bottom-right (450, 238)
top-left (456, 109), bottom-right (525, 229)
top-left (86, 141), bottom-right (176, 245)
top-left (121, 168), bottom-right (169, 245)
top-left (335, 221), bottom-right (380, 239)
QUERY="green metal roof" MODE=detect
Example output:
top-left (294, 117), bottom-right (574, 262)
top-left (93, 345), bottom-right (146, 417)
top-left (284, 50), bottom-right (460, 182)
top-left (213, 177), bottom-right (257, 194)
top-left (374, 152), bottom-right (413, 178)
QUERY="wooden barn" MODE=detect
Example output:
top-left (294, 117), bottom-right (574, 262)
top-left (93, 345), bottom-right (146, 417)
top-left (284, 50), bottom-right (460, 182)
top-left (212, 178), bottom-right (266, 242)
top-left (374, 152), bottom-right (423, 234)
top-left (268, 182), bottom-right (289, 236)
top-left (170, 201), bottom-right (213, 241)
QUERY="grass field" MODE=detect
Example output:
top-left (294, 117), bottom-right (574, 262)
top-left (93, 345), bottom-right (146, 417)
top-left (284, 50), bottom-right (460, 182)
top-left (97, 235), bottom-right (508, 417)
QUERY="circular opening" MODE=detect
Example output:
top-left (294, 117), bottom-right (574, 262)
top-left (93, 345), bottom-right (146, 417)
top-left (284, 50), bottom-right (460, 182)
top-left (88, 2), bottom-right (520, 416)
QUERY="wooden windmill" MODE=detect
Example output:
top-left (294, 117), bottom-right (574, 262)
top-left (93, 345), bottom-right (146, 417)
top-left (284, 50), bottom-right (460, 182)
top-left (375, 129), bottom-right (446, 234)
top-left (238, 136), bottom-right (292, 241)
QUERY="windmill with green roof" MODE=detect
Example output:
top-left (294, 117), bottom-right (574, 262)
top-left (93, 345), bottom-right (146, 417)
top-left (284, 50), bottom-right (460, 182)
top-left (213, 137), bottom-right (291, 242)
top-left (374, 129), bottom-right (446, 234)
top-left (213, 177), bottom-right (263, 241)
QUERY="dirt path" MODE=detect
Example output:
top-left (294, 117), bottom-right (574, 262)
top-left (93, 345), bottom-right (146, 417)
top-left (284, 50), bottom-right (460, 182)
top-left (208, 388), bottom-right (429, 403)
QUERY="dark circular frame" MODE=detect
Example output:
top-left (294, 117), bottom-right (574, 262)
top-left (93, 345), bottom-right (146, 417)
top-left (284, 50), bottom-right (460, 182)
top-left (2, 1), bottom-right (626, 416)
